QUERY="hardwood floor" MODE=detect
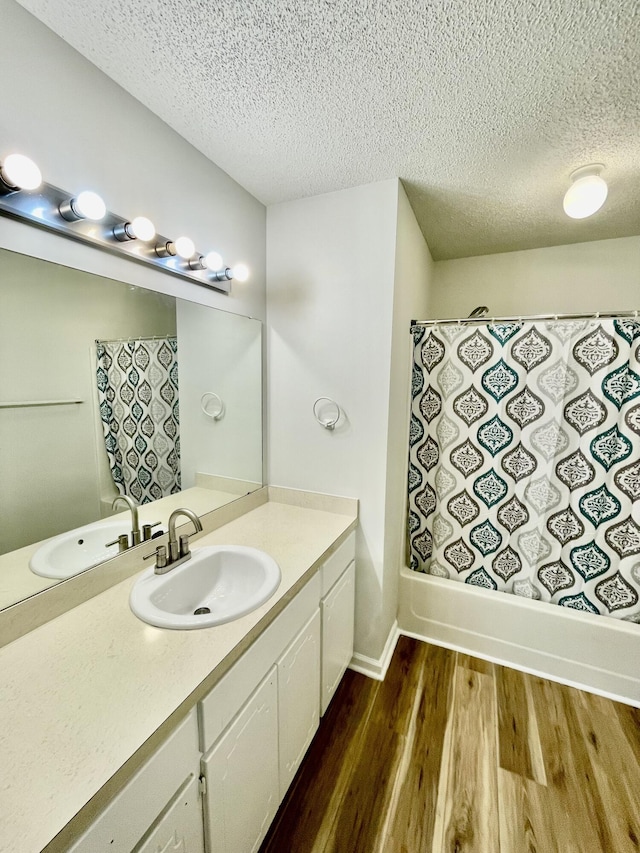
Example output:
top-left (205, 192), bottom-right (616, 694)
top-left (259, 636), bottom-right (640, 853)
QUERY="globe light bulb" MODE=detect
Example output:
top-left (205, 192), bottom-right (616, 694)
top-left (1, 153), bottom-right (42, 191)
top-left (231, 263), bottom-right (249, 282)
top-left (563, 166), bottom-right (608, 219)
top-left (174, 236), bottom-right (195, 259)
top-left (129, 216), bottom-right (156, 241)
top-left (204, 251), bottom-right (223, 271)
top-left (73, 190), bottom-right (106, 221)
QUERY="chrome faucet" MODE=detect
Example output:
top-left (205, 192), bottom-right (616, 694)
top-left (144, 507), bottom-right (203, 575)
top-left (111, 494), bottom-right (141, 547)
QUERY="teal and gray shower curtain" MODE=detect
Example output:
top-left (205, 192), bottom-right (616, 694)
top-left (96, 337), bottom-right (180, 503)
top-left (408, 318), bottom-right (640, 622)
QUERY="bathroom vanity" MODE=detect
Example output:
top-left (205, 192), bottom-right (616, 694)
top-left (0, 488), bottom-right (357, 853)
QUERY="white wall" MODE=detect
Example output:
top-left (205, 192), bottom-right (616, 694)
top-left (0, 0), bottom-right (265, 321)
top-left (267, 179), bottom-right (433, 662)
top-left (430, 235), bottom-right (640, 318)
top-left (177, 302), bottom-right (262, 488)
top-left (382, 184), bottom-right (434, 637)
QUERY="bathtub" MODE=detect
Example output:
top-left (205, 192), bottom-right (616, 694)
top-left (398, 568), bottom-right (640, 707)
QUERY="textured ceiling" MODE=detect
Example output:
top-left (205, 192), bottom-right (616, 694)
top-left (17, 0), bottom-right (640, 259)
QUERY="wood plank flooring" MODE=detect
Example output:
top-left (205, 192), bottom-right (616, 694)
top-left (259, 636), bottom-right (640, 853)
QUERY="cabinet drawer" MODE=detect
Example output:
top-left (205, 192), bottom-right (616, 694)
top-left (199, 573), bottom-right (320, 752)
top-left (321, 531), bottom-right (356, 596)
top-left (70, 709), bottom-right (200, 853)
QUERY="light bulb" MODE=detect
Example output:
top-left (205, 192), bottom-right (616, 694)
top-left (73, 190), bottom-right (106, 221)
top-left (204, 251), bottom-right (223, 271)
top-left (231, 263), bottom-right (249, 282)
top-left (563, 166), bottom-right (608, 219)
top-left (114, 215), bottom-right (156, 242)
top-left (174, 236), bottom-right (195, 259)
top-left (129, 216), bottom-right (156, 241)
top-left (0, 153), bottom-right (42, 191)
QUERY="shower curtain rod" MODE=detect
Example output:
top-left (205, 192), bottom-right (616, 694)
top-left (410, 309), bottom-right (640, 328)
top-left (95, 334), bottom-right (177, 344)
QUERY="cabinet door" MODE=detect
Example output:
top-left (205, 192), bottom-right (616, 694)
top-left (278, 609), bottom-right (321, 796)
top-left (202, 668), bottom-right (279, 853)
top-left (321, 561), bottom-right (355, 715)
top-left (70, 710), bottom-right (201, 853)
top-left (135, 775), bottom-right (205, 853)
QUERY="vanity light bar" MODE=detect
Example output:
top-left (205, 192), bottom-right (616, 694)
top-left (0, 154), bottom-right (250, 294)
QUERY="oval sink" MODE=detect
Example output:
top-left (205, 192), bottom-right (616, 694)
top-left (29, 519), bottom-right (129, 579)
top-left (129, 545), bottom-right (282, 629)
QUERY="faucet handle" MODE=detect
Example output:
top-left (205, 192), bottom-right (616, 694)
top-left (179, 532), bottom-right (199, 558)
top-left (142, 522), bottom-right (162, 542)
top-left (106, 534), bottom-right (129, 553)
top-left (143, 544), bottom-right (168, 572)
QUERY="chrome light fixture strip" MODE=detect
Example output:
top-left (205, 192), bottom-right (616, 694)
top-left (0, 180), bottom-right (231, 294)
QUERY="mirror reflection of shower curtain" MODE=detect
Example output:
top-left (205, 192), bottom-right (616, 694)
top-left (96, 337), bottom-right (180, 503)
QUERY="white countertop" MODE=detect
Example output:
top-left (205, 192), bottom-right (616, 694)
top-left (0, 496), bottom-right (357, 853)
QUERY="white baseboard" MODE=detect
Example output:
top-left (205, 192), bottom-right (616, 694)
top-left (398, 570), bottom-right (640, 708)
top-left (349, 620), bottom-right (400, 681)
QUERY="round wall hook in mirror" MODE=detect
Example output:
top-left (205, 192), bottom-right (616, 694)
top-left (201, 391), bottom-right (225, 420)
top-left (313, 397), bottom-right (341, 430)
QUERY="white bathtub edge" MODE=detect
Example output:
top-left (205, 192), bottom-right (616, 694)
top-left (398, 569), bottom-right (640, 708)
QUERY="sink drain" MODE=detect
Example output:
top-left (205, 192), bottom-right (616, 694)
top-left (194, 607), bottom-right (211, 615)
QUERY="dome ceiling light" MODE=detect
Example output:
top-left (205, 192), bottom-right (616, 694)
top-left (563, 165), bottom-right (608, 220)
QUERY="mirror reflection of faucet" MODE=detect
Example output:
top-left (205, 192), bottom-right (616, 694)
top-left (106, 495), bottom-right (162, 552)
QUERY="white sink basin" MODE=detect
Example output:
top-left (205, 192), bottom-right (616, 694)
top-left (129, 545), bottom-right (282, 630)
top-left (29, 519), bottom-right (129, 579)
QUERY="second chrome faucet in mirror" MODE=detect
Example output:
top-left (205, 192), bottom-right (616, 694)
top-left (108, 495), bottom-right (161, 552)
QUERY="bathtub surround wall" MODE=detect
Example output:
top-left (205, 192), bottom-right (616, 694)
top-left (429, 235), bottom-right (640, 319)
top-left (267, 180), bottom-right (432, 666)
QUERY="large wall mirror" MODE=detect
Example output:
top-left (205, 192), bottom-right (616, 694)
top-left (0, 247), bottom-right (262, 612)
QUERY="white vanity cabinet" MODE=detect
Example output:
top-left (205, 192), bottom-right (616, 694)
top-left (65, 530), bottom-right (356, 853)
top-left (69, 708), bottom-right (204, 853)
top-left (136, 775), bottom-right (205, 853)
top-left (198, 576), bottom-right (322, 853)
top-left (320, 532), bottom-right (356, 715)
top-left (201, 668), bottom-right (280, 853)
top-left (278, 608), bottom-right (321, 796)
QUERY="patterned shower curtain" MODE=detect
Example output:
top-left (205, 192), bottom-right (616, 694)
top-left (408, 318), bottom-right (640, 623)
top-left (96, 337), bottom-right (180, 503)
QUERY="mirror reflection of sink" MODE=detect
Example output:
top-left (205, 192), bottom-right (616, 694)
top-left (29, 520), bottom-right (129, 579)
top-left (129, 545), bottom-right (282, 630)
